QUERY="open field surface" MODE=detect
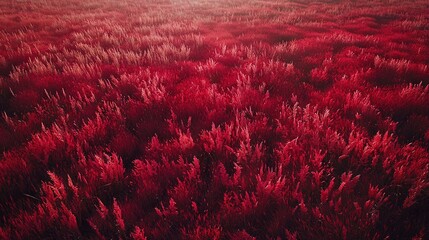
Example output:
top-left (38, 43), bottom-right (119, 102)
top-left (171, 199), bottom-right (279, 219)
top-left (1, 0), bottom-right (429, 239)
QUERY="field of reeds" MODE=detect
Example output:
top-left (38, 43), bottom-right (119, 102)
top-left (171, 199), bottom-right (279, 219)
top-left (1, 0), bottom-right (429, 239)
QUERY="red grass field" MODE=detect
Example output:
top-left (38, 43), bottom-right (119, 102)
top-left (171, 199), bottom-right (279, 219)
top-left (1, 0), bottom-right (429, 239)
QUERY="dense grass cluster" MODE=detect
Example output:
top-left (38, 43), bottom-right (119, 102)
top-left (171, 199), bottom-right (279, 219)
top-left (1, 0), bottom-right (429, 239)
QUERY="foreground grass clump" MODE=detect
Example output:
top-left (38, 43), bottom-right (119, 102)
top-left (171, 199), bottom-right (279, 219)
top-left (0, 0), bottom-right (428, 239)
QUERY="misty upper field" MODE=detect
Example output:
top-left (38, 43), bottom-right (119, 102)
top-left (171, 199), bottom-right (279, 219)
top-left (0, 0), bottom-right (429, 239)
